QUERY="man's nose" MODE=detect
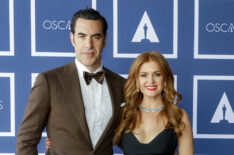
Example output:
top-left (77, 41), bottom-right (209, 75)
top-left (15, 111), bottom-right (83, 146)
top-left (85, 37), bottom-right (93, 48)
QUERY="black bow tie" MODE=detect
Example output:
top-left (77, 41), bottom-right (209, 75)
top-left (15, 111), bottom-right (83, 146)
top-left (83, 71), bottom-right (105, 85)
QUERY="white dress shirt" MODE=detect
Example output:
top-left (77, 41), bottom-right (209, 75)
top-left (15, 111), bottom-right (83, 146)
top-left (75, 59), bottom-right (112, 148)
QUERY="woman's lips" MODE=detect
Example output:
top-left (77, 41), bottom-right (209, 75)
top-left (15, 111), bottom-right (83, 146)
top-left (146, 85), bottom-right (157, 91)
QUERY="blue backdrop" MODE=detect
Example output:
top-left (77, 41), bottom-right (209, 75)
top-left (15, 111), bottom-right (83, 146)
top-left (0, 0), bottom-right (234, 154)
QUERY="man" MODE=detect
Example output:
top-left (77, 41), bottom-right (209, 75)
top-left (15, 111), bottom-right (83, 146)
top-left (16, 8), bottom-right (125, 155)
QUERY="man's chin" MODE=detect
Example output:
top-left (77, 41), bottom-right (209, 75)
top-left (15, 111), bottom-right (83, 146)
top-left (83, 62), bottom-right (98, 69)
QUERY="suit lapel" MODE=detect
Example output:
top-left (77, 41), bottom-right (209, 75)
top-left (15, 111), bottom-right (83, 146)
top-left (58, 61), bottom-right (92, 147)
top-left (94, 67), bottom-right (122, 150)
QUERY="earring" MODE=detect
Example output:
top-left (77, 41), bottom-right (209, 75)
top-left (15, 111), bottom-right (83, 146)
top-left (173, 95), bottom-right (177, 104)
top-left (136, 86), bottom-right (140, 92)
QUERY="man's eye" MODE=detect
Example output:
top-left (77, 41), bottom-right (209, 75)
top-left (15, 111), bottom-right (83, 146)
top-left (93, 36), bottom-right (101, 40)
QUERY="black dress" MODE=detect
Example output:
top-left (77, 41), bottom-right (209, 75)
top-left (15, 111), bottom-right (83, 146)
top-left (121, 128), bottom-right (178, 155)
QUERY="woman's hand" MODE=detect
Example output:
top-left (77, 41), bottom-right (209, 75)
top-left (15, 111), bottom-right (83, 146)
top-left (45, 138), bottom-right (52, 152)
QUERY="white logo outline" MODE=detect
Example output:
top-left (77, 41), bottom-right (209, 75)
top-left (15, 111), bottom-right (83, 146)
top-left (113, 0), bottom-right (178, 58)
top-left (194, 0), bottom-right (234, 59)
top-left (0, 73), bottom-right (15, 137)
top-left (193, 75), bottom-right (234, 139)
top-left (0, 0), bottom-right (14, 56)
top-left (30, 0), bottom-right (96, 57)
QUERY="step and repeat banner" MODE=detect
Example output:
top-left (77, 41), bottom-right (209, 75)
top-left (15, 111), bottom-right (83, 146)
top-left (0, 0), bottom-right (233, 154)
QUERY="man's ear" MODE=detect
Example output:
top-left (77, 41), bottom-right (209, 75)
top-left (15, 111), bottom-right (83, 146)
top-left (70, 32), bottom-right (75, 46)
top-left (103, 34), bottom-right (107, 47)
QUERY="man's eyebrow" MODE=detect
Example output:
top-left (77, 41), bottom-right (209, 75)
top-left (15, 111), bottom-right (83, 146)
top-left (77, 32), bottom-right (86, 36)
top-left (77, 32), bottom-right (102, 37)
top-left (92, 33), bottom-right (102, 37)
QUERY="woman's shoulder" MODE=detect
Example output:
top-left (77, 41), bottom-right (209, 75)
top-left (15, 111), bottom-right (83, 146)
top-left (180, 108), bottom-right (191, 125)
top-left (179, 108), bottom-right (193, 138)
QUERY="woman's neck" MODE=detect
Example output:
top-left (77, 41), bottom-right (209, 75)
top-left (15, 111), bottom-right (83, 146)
top-left (141, 96), bottom-right (163, 108)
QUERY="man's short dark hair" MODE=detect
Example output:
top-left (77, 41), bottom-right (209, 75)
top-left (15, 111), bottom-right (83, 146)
top-left (71, 8), bottom-right (108, 36)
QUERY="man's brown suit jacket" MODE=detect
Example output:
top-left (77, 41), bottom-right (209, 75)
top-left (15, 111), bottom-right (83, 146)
top-left (16, 61), bottom-right (126, 155)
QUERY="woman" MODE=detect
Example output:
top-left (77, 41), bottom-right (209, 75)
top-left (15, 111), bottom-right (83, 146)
top-left (114, 51), bottom-right (194, 155)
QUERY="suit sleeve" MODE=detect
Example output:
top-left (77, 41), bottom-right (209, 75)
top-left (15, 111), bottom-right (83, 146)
top-left (16, 73), bottom-right (50, 155)
top-left (121, 77), bottom-right (126, 102)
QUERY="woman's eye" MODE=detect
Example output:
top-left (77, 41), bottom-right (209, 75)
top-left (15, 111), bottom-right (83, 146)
top-left (155, 73), bottom-right (161, 77)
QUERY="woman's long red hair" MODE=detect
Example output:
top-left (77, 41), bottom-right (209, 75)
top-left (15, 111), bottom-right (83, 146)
top-left (114, 51), bottom-right (184, 145)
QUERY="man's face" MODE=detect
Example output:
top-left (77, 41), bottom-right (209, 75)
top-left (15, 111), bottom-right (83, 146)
top-left (70, 18), bottom-right (107, 72)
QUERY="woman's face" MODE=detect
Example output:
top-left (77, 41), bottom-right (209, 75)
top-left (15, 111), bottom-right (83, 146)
top-left (138, 61), bottom-right (165, 100)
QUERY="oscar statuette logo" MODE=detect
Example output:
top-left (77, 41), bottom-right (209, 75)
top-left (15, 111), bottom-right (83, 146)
top-left (131, 11), bottom-right (159, 43)
top-left (211, 92), bottom-right (234, 124)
